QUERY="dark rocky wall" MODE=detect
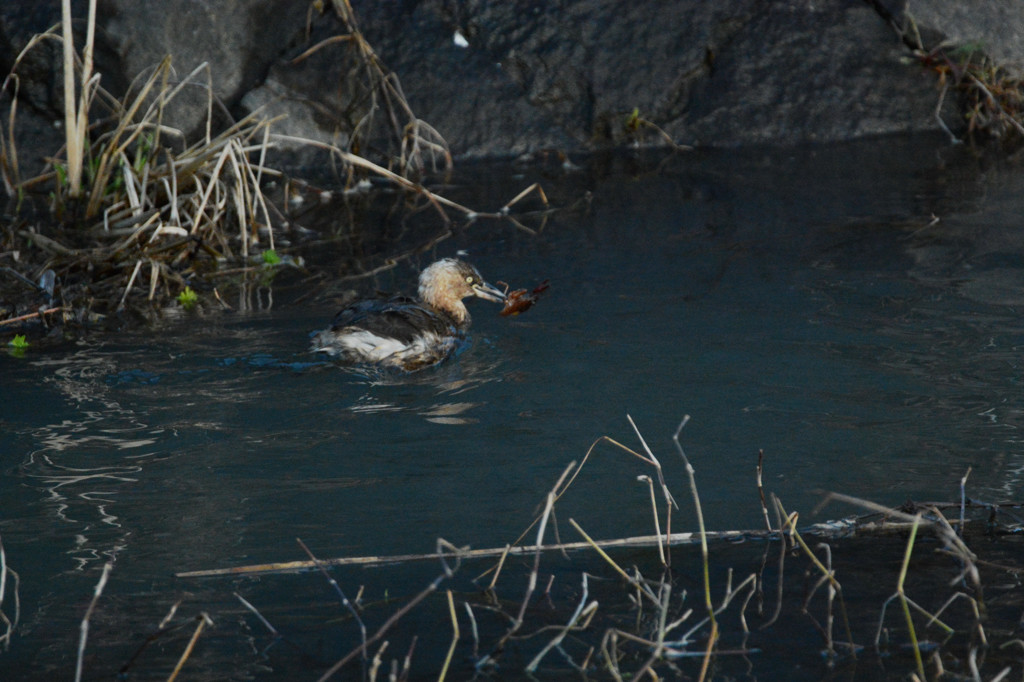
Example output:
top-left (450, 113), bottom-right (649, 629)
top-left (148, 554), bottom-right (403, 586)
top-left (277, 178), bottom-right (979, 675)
top-left (1, 0), bottom-right (1021, 174)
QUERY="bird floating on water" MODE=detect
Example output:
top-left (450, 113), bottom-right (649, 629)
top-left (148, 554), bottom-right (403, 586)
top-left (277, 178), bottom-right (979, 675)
top-left (310, 258), bottom-right (507, 371)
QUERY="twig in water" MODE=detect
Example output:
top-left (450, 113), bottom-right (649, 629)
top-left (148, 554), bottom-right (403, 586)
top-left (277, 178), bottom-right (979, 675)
top-left (235, 593), bottom-right (278, 636)
top-left (166, 613), bottom-right (213, 682)
top-left (75, 561), bottom-right (113, 682)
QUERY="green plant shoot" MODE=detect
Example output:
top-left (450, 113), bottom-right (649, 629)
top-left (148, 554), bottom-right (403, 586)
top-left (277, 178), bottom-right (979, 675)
top-left (177, 286), bottom-right (199, 309)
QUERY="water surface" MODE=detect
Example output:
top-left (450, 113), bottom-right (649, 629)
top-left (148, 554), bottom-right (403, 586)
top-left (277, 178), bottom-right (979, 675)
top-left (3, 135), bottom-right (1024, 679)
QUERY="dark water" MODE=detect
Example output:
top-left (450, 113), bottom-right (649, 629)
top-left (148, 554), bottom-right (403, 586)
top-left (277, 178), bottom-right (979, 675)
top-left (3, 135), bottom-right (1024, 679)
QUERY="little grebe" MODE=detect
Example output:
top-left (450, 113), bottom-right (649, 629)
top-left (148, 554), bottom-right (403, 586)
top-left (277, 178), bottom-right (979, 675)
top-left (310, 258), bottom-right (506, 371)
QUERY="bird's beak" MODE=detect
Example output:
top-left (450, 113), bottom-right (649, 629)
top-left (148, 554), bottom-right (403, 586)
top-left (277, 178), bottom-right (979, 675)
top-left (472, 280), bottom-right (507, 303)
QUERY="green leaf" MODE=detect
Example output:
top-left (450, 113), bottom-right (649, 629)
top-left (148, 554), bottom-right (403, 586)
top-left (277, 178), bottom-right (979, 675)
top-left (9, 334), bottom-right (29, 349)
top-left (262, 249), bottom-right (282, 265)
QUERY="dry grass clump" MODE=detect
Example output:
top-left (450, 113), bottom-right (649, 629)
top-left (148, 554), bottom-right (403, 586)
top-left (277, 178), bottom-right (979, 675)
top-left (0, 0), bottom-right (284, 322)
top-left (919, 43), bottom-right (1024, 144)
top-left (0, 0), bottom-right (549, 328)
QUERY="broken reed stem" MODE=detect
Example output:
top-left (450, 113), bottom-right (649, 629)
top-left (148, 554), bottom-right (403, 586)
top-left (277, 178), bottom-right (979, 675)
top-left (959, 467), bottom-right (971, 538)
top-left (437, 590), bottom-right (458, 682)
top-left (672, 416), bottom-right (717, 645)
top-left (235, 592), bottom-right (278, 636)
top-left (898, 514), bottom-right (927, 681)
top-left (640, 475), bottom-right (666, 566)
top-left (757, 450), bottom-right (772, 533)
top-left (74, 561), bottom-right (112, 682)
top-left (485, 544), bottom-right (510, 591)
top-left (463, 602), bottom-right (480, 659)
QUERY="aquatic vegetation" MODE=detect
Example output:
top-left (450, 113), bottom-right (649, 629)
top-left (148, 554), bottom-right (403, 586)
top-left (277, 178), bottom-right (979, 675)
top-left (175, 286), bottom-right (198, 310)
top-left (7, 333), bottom-right (29, 356)
top-left (163, 417), bottom-right (1024, 681)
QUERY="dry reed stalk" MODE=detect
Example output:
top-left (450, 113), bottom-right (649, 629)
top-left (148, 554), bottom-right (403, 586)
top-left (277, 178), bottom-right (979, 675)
top-left (639, 475), bottom-right (666, 566)
top-left (178, 524), bottom-right (799, 578)
top-left (959, 467), bottom-right (971, 538)
top-left (437, 590), bottom-right (459, 682)
top-left (235, 592), bottom-right (278, 636)
top-left (483, 544), bottom-right (510, 590)
top-left (495, 420), bottom-right (686, 571)
top-left (671, 415), bottom-right (719, 678)
top-left (61, 0), bottom-right (97, 198)
top-left (74, 561), bottom-right (112, 682)
top-left (316, 539), bottom-right (463, 682)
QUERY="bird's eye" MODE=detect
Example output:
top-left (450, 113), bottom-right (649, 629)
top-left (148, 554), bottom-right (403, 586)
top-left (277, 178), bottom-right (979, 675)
top-left (466, 276), bottom-right (475, 284)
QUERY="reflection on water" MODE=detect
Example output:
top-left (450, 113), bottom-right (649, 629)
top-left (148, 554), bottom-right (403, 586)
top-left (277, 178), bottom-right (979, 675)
top-left (17, 350), bottom-right (164, 573)
top-left (4, 136), bottom-right (1024, 679)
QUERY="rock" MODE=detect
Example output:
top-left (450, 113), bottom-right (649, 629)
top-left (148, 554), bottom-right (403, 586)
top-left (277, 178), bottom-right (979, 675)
top-left (2, 0), bottom-right (1023, 175)
top-left (93, 0), bottom-right (307, 139)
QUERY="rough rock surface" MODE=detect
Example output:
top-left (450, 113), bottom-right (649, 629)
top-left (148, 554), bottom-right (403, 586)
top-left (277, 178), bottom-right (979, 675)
top-left (1, 0), bottom-right (1022, 174)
